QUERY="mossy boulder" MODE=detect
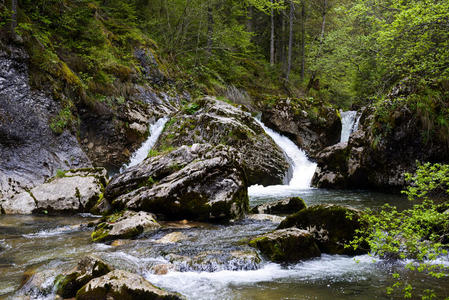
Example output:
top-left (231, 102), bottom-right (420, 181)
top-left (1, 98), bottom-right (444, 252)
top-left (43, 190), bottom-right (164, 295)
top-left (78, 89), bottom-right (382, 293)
top-left (251, 197), bottom-right (306, 215)
top-left (153, 97), bottom-right (289, 186)
top-left (55, 255), bottom-right (112, 299)
top-left (76, 269), bottom-right (185, 300)
top-left (249, 228), bottom-right (321, 263)
top-left (105, 144), bottom-right (249, 222)
top-left (91, 211), bottom-right (160, 243)
top-left (278, 204), bottom-right (365, 255)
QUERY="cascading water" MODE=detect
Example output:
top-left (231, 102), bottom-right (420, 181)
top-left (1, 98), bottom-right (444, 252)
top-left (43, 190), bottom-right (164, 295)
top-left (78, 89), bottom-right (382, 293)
top-left (120, 117), bottom-right (169, 171)
top-left (340, 111), bottom-right (360, 143)
top-left (248, 120), bottom-right (317, 199)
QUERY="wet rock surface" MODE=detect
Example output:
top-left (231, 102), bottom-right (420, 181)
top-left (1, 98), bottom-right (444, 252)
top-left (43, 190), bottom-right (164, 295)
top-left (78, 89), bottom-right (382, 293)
top-left (76, 269), bottom-right (185, 300)
top-left (249, 228), bottom-right (321, 263)
top-left (0, 45), bottom-right (91, 198)
top-left (313, 107), bottom-right (449, 191)
top-left (278, 204), bottom-right (365, 255)
top-left (0, 168), bottom-right (106, 214)
top-left (154, 97), bottom-right (290, 186)
top-left (91, 211), bottom-right (161, 243)
top-left (251, 197), bottom-right (306, 215)
top-left (55, 255), bottom-right (112, 298)
top-left (260, 98), bottom-right (341, 159)
top-left (105, 144), bottom-right (249, 222)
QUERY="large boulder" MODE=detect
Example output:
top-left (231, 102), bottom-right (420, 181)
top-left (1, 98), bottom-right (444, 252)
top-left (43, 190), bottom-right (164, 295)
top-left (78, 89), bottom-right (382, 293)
top-left (91, 211), bottom-right (161, 243)
top-left (251, 197), bottom-right (306, 215)
top-left (153, 97), bottom-right (289, 186)
top-left (260, 97), bottom-right (341, 159)
top-left (0, 168), bottom-right (106, 214)
top-left (249, 228), bottom-right (321, 263)
top-left (55, 256), bottom-right (112, 299)
top-left (105, 144), bottom-right (249, 222)
top-left (278, 204), bottom-right (365, 255)
top-left (76, 269), bottom-right (184, 300)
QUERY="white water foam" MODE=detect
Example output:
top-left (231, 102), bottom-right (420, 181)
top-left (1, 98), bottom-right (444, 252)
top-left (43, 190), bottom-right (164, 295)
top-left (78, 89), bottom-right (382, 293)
top-left (22, 225), bottom-right (80, 238)
top-left (145, 254), bottom-right (376, 300)
top-left (248, 120), bottom-right (317, 198)
top-left (121, 117), bottom-right (169, 171)
top-left (340, 111), bottom-right (360, 143)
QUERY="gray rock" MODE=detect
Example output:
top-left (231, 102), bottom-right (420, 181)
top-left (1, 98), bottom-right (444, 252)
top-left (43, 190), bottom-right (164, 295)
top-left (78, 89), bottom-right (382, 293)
top-left (154, 97), bottom-right (289, 186)
top-left (76, 269), bottom-right (185, 300)
top-left (247, 214), bottom-right (285, 223)
top-left (106, 144), bottom-right (249, 222)
top-left (0, 168), bottom-right (106, 214)
top-left (55, 255), bottom-right (112, 298)
top-left (249, 228), bottom-right (321, 263)
top-left (0, 45), bottom-right (91, 197)
top-left (278, 204), bottom-right (366, 255)
top-left (251, 197), bottom-right (306, 215)
top-left (92, 211), bottom-right (161, 243)
top-left (261, 97), bottom-right (341, 159)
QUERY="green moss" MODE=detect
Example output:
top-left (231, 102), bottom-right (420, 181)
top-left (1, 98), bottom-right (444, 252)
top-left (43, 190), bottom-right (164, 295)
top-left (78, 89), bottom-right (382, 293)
top-left (91, 226), bottom-right (110, 242)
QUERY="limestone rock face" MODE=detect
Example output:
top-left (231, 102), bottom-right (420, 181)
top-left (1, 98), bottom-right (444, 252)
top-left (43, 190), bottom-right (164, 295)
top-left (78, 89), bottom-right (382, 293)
top-left (55, 256), bottom-right (112, 299)
top-left (154, 97), bottom-right (290, 186)
top-left (260, 98), bottom-right (341, 159)
top-left (251, 197), bottom-right (306, 215)
top-left (0, 168), bottom-right (106, 214)
top-left (91, 211), bottom-right (161, 243)
top-left (313, 106), bottom-right (449, 191)
top-left (105, 144), bottom-right (249, 222)
top-left (0, 45), bottom-right (91, 198)
top-left (249, 228), bottom-right (321, 263)
top-left (76, 269), bottom-right (185, 300)
top-left (278, 204), bottom-right (365, 255)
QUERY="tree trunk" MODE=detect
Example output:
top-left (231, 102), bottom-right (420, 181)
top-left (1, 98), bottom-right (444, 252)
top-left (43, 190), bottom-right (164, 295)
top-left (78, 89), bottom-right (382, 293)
top-left (246, 5), bottom-right (254, 36)
top-left (11, 0), bottom-right (18, 34)
top-left (286, 1), bottom-right (294, 81)
top-left (206, 3), bottom-right (214, 59)
top-left (300, 1), bottom-right (305, 82)
top-left (270, 1), bottom-right (275, 66)
top-left (319, 0), bottom-right (327, 54)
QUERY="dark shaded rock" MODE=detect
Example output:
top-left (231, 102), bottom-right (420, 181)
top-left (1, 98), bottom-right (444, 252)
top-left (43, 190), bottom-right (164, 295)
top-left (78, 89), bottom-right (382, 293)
top-left (251, 197), bottom-right (306, 215)
top-left (55, 255), bottom-right (112, 299)
top-left (249, 228), bottom-right (321, 263)
top-left (105, 144), bottom-right (249, 222)
top-left (0, 45), bottom-right (90, 197)
top-left (313, 106), bottom-right (449, 191)
top-left (278, 204), bottom-right (365, 255)
top-left (260, 98), bottom-right (341, 159)
top-left (76, 269), bottom-right (184, 300)
top-left (91, 211), bottom-right (160, 243)
top-left (154, 97), bottom-right (289, 186)
top-left (0, 168), bottom-right (106, 214)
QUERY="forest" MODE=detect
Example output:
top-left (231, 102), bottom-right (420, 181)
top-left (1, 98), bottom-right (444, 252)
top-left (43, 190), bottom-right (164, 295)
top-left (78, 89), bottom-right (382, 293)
top-left (0, 0), bottom-right (449, 299)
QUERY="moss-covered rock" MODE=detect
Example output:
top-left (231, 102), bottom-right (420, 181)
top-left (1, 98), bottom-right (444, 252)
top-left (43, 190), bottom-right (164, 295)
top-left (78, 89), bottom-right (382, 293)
top-left (153, 97), bottom-right (289, 186)
top-left (91, 211), bottom-right (160, 243)
top-left (76, 269), bottom-right (185, 300)
top-left (249, 228), bottom-right (321, 263)
top-left (278, 204), bottom-right (366, 255)
top-left (55, 255), bottom-right (112, 299)
top-left (251, 197), bottom-right (306, 215)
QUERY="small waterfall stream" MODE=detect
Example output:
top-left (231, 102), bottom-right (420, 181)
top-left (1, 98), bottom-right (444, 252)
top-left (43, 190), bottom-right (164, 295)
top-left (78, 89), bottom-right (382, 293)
top-left (340, 111), bottom-right (361, 143)
top-left (248, 120), bottom-right (317, 199)
top-left (120, 117), bottom-right (169, 171)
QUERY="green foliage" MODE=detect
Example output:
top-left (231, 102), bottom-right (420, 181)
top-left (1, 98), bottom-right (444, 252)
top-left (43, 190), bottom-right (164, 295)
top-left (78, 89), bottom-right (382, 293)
top-left (349, 163), bottom-right (449, 299)
top-left (55, 169), bottom-right (66, 178)
top-left (49, 107), bottom-right (74, 134)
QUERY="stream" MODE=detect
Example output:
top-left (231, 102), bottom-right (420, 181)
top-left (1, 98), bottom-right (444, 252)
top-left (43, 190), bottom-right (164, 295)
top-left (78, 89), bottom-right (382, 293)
top-left (1, 113), bottom-right (448, 299)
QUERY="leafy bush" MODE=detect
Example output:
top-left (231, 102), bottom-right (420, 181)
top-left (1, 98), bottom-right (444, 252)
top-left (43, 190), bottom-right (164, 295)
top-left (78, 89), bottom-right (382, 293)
top-left (349, 163), bottom-right (449, 299)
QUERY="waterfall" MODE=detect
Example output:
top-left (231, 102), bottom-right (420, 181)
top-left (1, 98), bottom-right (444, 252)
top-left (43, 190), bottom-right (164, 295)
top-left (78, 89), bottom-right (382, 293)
top-left (340, 111), bottom-right (360, 143)
top-left (248, 120), bottom-right (317, 198)
top-left (120, 117), bottom-right (169, 172)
